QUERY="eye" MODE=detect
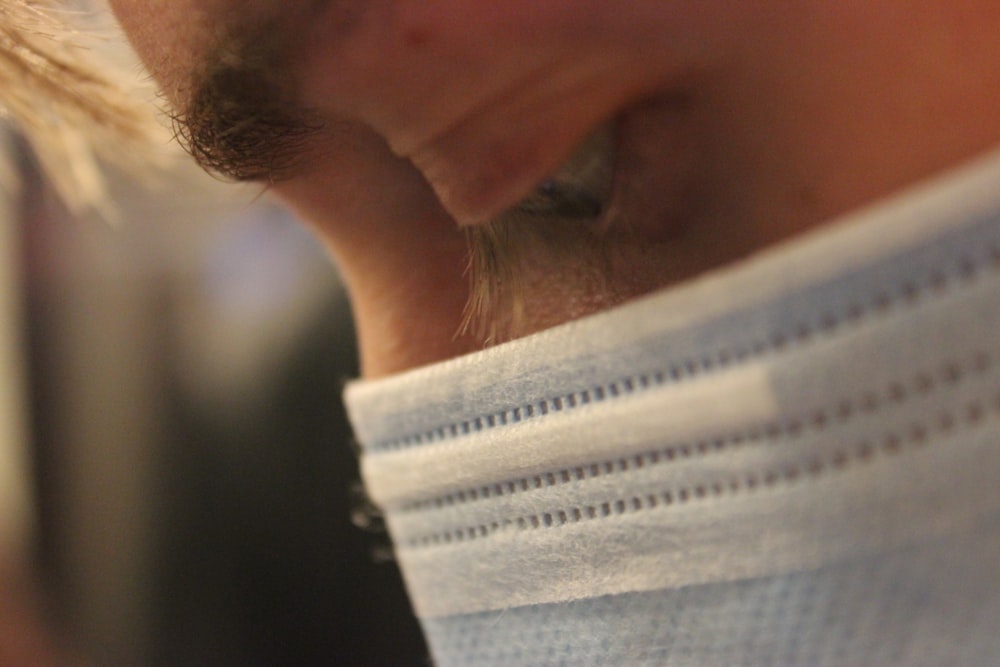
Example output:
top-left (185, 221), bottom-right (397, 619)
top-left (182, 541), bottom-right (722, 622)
top-left (508, 123), bottom-right (616, 220)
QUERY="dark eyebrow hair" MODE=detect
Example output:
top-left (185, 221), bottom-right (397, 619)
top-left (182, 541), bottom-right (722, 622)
top-left (170, 15), bottom-right (325, 183)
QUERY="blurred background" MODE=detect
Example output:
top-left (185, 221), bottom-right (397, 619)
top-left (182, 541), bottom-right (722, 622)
top-left (0, 126), bottom-right (429, 665)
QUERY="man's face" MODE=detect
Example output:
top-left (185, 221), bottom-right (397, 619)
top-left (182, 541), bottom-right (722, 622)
top-left (109, 1), bottom-right (729, 222)
top-left (110, 0), bottom-right (753, 374)
top-left (107, 1), bottom-right (1000, 376)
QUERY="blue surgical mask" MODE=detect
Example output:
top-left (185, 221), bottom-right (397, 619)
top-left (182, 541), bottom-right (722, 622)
top-left (347, 148), bottom-right (1000, 666)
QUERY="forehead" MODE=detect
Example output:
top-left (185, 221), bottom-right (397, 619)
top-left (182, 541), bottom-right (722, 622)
top-left (109, 1), bottom-right (217, 101)
top-left (109, 0), bottom-right (315, 102)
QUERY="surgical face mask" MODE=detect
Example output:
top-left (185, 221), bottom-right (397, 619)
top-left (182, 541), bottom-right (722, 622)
top-left (346, 148), bottom-right (1000, 667)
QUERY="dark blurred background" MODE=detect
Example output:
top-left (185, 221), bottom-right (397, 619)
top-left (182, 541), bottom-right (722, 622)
top-left (6, 137), bottom-right (428, 666)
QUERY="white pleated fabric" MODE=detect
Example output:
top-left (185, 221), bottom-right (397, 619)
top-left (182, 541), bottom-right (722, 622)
top-left (346, 148), bottom-right (1000, 666)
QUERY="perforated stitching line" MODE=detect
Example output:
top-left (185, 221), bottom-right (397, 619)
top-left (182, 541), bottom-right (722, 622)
top-left (401, 385), bottom-right (1000, 549)
top-left (371, 242), bottom-right (1000, 452)
top-left (396, 352), bottom-right (992, 513)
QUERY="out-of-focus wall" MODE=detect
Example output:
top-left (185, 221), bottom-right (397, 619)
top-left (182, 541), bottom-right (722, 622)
top-left (23, 149), bottom-right (268, 665)
top-left (1, 6), bottom-right (428, 662)
top-left (21, 149), bottom-right (426, 666)
top-left (0, 129), bottom-right (32, 571)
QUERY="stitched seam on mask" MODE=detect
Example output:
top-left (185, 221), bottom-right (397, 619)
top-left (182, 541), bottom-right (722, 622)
top-left (397, 351), bottom-right (992, 513)
top-left (370, 241), bottom-right (998, 453)
top-left (400, 383), bottom-right (1000, 549)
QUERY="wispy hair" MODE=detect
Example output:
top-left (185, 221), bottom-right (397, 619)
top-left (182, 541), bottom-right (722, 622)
top-left (0, 1), bottom-right (167, 216)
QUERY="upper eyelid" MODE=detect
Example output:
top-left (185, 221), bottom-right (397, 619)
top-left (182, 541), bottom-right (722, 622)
top-left (509, 122), bottom-right (618, 221)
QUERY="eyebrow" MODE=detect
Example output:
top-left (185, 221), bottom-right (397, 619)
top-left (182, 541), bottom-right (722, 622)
top-left (171, 12), bottom-right (325, 183)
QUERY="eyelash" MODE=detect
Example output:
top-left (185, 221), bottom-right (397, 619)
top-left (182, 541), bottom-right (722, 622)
top-left (508, 123), bottom-right (617, 222)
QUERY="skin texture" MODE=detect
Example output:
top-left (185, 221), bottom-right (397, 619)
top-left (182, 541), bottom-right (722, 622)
top-left (110, 0), bottom-right (1000, 377)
